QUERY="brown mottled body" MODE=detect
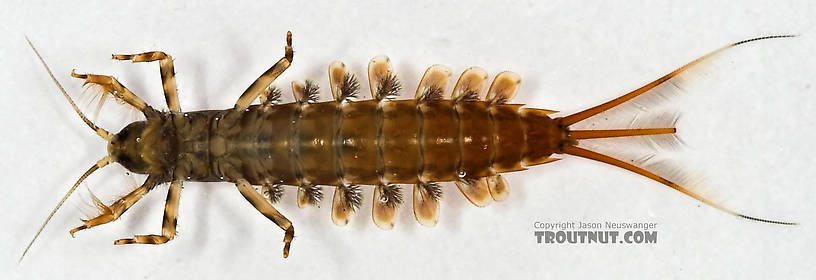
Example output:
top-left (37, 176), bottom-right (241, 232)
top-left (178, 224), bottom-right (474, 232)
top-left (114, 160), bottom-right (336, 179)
top-left (23, 32), bottom-right (796, 262)
top-left (139, 100), bottom-right (562, 187)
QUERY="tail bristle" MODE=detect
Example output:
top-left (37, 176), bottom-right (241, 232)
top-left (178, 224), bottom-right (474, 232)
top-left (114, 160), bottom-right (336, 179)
top-left (561, 145), bottom-right (795, 225)
top-left (560, 35), bottom-right (795, 127)
top-left (557, 35), bottom-right (797, 226)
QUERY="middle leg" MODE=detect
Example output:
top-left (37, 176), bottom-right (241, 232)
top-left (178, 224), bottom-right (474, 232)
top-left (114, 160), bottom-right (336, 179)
top-left (112, 51), bottom-right (181, 112)
top-left (114, 180), bottom-right (183, 245)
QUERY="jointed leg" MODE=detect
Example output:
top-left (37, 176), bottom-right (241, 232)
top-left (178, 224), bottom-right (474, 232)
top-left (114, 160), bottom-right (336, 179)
top-left (70, 71), bottom-right (159, 117)
top-left (112, 52), bottom-right (181, 112)
top-left (234, 31), bottom-right (294, 111)
top-left (236, 179), bottom-right (295, 258)
top-left (115, 180), bottom-right (183, 245)
top-left (70, 177), bottom-right (159, 236)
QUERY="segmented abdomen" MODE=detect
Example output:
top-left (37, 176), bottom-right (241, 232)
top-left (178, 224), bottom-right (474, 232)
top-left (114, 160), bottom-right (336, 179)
top-left (207, 99), bottom-right (532, 186)
top-left (187, 57), bottom-right (564, 228)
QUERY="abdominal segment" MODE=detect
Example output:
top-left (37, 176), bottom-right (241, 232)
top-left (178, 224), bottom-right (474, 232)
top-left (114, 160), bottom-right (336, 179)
top-left (196, 57), bottom-right (545, 228)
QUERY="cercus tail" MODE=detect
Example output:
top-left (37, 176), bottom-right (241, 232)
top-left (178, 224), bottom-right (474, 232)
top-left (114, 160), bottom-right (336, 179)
top-left (556, 35), bottom-right (797, 225)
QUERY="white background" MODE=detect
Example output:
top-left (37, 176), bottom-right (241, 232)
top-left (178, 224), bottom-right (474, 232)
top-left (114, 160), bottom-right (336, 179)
top-left (2, 1), bottom-right (815, 279)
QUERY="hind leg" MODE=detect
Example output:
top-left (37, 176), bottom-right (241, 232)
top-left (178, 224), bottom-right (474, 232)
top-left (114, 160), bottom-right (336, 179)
top-left (234, 31), bottom-right (294, 110)
top-left (112, 52), bottom-right (180, 112)
top-left (236, 179), bottom-right (295, 258)
top-left (114, 180), bottom-right (182, 245)
top-left (70, 71), bottom-right (159, 117)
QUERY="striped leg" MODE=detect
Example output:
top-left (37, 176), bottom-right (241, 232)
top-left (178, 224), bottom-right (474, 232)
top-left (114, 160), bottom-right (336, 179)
top-left (112, 51), bottom-right (180, 112)
top-left (69, 177), bottom-right (159, 236)
top-left (236, 179), bottom-right (295, 258)
top-left (114, 180), bottom-right (182, 245)
top-left (234, 31), bottom-right (294, 110)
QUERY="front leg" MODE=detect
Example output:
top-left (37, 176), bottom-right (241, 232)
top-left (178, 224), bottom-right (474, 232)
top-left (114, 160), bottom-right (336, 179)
top-left (70, 71), bottom-right (159, 118)
top-left (70, 177), bottom-right (159, 236)
top-left (234, 31), bottom-right (294, 111)
top-left (236, 179), bottom-right (295, 258)
top-left (115, 179), bottom-right (183, 245)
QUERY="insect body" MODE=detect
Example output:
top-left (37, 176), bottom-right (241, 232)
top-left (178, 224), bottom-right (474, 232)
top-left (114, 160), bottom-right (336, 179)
top-left (22, 32), bottom-right (794, 260)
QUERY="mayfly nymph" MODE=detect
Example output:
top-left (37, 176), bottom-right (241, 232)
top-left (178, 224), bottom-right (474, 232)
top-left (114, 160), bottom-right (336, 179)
top-left (21, 32), bottom-right (795, 260)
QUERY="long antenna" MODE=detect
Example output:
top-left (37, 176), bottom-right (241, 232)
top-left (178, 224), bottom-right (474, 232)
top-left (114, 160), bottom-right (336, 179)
top-left (19, 156), bottom-right (112, 263)
top-left (25, 36), bottom-right (113, 141)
